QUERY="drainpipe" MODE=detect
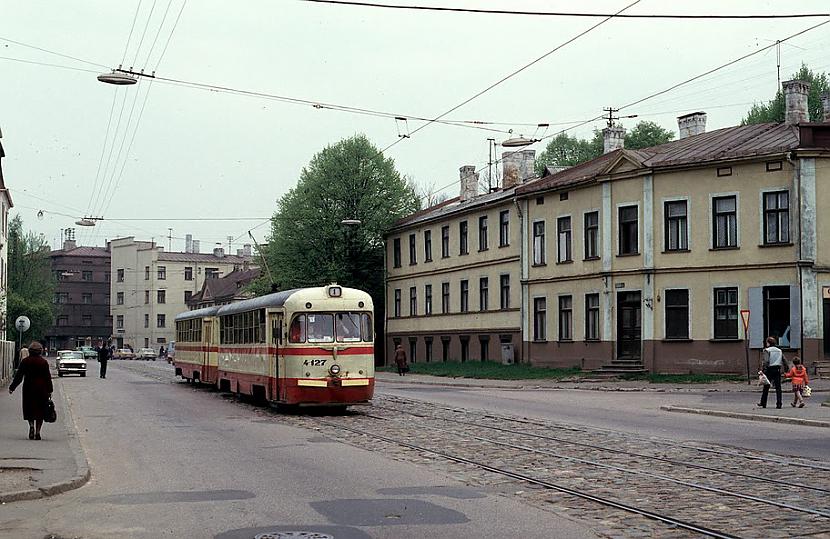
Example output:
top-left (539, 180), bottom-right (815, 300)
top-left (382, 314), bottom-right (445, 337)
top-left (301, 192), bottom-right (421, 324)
top-left (514, 195), bottom-right (527, 364)
top-left (788, 150), bottom-right (805, 361)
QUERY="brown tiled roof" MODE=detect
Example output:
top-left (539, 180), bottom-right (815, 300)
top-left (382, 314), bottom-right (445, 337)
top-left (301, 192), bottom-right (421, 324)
top-left (50, 246), bottom-right (110, 258)
top-left (157, 252), bottom-right (252, 264)
top-left (518, 122), bottom-right (800, 196)
top-left (190, 267), bottom-right (261, 307)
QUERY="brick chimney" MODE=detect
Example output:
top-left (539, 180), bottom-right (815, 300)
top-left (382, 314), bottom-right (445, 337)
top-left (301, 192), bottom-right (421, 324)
top-left (459, 165), bottom-right (478, 202)
top-left (783, 79), bottom-right (810, 125)
top-left (677, 112), bottom-right (707, 139)
top-left (602, 126), bottom-right (625, 153)
top-left (501, 149), bottom-right (536, 189)
top-left (63, 239), bottom-right (77, 250)
top-left (821, 92), bottom-right (830, 123)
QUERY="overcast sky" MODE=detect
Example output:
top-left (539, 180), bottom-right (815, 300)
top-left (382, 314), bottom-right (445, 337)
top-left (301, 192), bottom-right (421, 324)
top-left (2, 0), bottom-right (829, 251)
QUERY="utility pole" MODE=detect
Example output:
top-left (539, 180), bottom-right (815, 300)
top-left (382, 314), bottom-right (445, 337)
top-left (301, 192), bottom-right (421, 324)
top-left (168, 228), bottom-right (173, 251)
top-left (487, 138), bottom-right (496, 191)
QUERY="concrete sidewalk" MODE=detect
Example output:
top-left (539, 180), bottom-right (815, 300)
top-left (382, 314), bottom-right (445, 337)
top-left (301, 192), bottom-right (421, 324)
top-left (0, 368), bottom-right (89, 503)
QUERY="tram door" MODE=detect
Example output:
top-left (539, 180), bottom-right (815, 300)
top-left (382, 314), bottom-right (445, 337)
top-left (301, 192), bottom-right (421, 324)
top-left (270, 314), bottom-right (283, 401)
top-left (202, 319), bottom-right (213, 376)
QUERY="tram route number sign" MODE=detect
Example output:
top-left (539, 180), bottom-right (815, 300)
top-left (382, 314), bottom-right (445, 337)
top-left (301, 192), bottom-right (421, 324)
top-left (740, 310), bottom-right (750, 334)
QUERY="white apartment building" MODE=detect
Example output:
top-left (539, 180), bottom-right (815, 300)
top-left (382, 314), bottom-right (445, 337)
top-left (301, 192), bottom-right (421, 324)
top-left (110, 237), bottom-right (253, 349)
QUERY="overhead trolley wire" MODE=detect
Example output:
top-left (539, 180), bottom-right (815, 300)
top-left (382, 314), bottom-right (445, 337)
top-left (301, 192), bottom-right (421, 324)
top-left (0, 55), bottom-right (99, 74)
top-left (130, 0), bottom-right (159, 69)
top-left (142, 0), bottom-right (175, 69)
top-left (153, 0), bottom-right (187, 73)
top-left (121, 0), bottom-right (144, 66)
top-left (0, 35), bottom-right (110, 69)
top-left (300, 0), bottom-right (830, 20)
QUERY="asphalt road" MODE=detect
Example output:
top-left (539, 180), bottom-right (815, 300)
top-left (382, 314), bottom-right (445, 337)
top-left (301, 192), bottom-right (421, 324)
top-left (378, 383), bottom-right (830, 459)
top-left (0, 361), bottom-right (598, 539)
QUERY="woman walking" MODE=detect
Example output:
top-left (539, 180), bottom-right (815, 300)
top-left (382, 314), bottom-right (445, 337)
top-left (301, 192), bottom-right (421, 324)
top-left (784, 357), bottom-right (810, 408)
top-left (8, 342), bottom-right (53, 440)
top-left (394, 344), bottom-right (409, 376)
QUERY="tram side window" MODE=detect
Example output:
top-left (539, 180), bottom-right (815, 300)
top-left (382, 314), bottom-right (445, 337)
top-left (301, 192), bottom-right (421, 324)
top-left (289, 314), bottom-right (307, 343)
top-left (361, 313), bottom-right (374, 342)
top-left (308, 314), bottom-right (334, 343)
top-left (336, 313), bottom-right (362, 342)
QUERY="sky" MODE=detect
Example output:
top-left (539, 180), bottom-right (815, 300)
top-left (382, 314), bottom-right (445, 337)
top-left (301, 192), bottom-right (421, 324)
top-left (2, 0), bottom-right (829, 252)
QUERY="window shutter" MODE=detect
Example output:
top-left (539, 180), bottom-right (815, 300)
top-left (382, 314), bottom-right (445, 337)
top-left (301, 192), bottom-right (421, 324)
top-left (748, 287), bottom-right (764, 349)
top-left (789, 284), bottom-right (801, 349)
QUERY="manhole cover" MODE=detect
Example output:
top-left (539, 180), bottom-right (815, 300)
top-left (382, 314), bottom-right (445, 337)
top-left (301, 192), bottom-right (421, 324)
top-left (255, 533), bottom-right (334, 539)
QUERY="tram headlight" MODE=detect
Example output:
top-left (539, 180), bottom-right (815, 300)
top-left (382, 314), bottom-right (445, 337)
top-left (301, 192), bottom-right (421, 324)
top-left (329, 364), bottom-right (341, 376)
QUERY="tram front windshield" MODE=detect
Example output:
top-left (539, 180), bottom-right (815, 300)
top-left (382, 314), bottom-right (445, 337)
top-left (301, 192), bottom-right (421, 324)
top-left (290, 312), bottom-right (372, 343)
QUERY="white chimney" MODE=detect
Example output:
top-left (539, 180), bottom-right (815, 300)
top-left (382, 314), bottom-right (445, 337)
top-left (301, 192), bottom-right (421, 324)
top-left (192, 240), bottom-right (200, 253)
top-left (459, 165), bottom-right (478, 202)
top-left (602, 126), bottom-right (625, 154)
top-left (501, 149), bottom-right (536, 189)
top-left (783, 79), bottom-right (810, 125)
top-left (821, 92), bottom-right (830, 123)
top-left (243, 243), bottom-right (252, 256)
top-left (213, 246), bottom-right (225, 258)
top-left (236, 249), bottom-right (243, 256)
top-left (677, 112), bottom-right (707, 139)
top-left (185, 234), bottom-right (193, 253)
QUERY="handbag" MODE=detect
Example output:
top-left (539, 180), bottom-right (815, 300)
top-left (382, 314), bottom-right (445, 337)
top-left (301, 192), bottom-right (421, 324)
top-left (758, 371), bottom-right (771, 386)
top-left (44, 398), bottom-right (57, 423)
top-left (803, 385), bottom-right (812, 398)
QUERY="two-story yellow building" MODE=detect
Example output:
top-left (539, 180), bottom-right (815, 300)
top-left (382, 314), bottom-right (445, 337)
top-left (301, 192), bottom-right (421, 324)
top-left (386, 81), bottom-right (830, 374)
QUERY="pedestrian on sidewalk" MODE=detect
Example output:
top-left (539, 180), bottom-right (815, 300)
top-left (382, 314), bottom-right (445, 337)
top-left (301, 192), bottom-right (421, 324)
top-left (394, 344), bottom-right (409, 376)
top-left (784, 357), bottom-right (809, 408)
top-left (97, 341), bottom-right (110, 379)
top-left (758, 336), bottom-right (784, 409)
top-left (8, 342), bottom-right (53, 441)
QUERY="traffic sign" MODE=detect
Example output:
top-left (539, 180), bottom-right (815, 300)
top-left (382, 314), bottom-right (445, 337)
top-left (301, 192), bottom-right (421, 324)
top-left (740, 310), bottom-right (750, 332)
top-left (15, 316), bottom-right (30, 333)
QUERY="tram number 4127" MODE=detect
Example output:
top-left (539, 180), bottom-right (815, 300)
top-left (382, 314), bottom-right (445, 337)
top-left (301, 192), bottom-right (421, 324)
top-left (303, 359), bottom-right (327, 366)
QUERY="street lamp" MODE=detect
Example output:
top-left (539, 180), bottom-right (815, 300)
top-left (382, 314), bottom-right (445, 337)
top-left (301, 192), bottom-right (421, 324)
top-left (97, 71), bottom-right (138, 85)
top-left (501, 136), bottom-right (539, 147)
top-left (341, 219), bottom-right (362, 226)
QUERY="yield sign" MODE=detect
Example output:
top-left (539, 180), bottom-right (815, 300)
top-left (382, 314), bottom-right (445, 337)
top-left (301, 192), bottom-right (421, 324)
top-left (740, 310), bottom-right (750, 332)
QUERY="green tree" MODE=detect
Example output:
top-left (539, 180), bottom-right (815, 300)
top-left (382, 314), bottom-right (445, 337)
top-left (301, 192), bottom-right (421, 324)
top-left (625, 120), bottom-right (675, 149)
top-left (5, 215), bottom-right (56, 342)
top-left (257, 134), bottom-right (420, 307)
top-left (742, 64), bottom-right (830, 125)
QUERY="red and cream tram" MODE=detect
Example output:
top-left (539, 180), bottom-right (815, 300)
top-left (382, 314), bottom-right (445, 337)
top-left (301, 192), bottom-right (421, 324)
top-left (174, 284), bottom-right (375, 406)
top-left (173, 306), bottom-right (220, 384)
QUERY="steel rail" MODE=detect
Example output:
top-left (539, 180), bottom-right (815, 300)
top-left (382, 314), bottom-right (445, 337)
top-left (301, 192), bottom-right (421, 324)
top-left (319, 419), bottom-right (741, 539)
top-left (378, 404), bottom-right (830, 494)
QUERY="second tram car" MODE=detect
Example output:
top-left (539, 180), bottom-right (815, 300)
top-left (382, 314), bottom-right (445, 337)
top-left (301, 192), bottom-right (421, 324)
top-left (173, 306), bottom-right (220, 384)
top-left (174, 284), bottom-right (375, 406)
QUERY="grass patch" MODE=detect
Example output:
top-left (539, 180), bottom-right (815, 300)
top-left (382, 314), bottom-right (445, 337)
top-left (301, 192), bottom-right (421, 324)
top-left (378, 361), bottom-right (583, 380)
top-left (619, 373), bottom-right (746, 384)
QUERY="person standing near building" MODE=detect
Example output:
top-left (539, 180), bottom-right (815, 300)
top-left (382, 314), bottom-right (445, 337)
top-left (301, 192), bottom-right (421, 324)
top-left (8, 342), bottom-right (53, 440)
top-left (394, 344), bottom-right (408, 376)
top-left (97, 341), bottom-right (110, 379)
top-left (758, 336), bottom-right (784, 409)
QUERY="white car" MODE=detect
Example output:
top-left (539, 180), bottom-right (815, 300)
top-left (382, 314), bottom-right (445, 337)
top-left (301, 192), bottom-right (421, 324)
top-left (57, 350), bottom-right (87, 377)
top-left (137, 348), bottom-right (157, 360)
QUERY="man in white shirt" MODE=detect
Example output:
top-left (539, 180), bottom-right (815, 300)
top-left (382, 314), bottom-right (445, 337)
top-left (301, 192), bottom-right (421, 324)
top-left (759, 336), bottom-right (784, 409)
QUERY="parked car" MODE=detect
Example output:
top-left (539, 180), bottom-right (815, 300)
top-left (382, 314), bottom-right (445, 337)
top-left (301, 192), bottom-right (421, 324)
top-left (57, 350), bottom-right (86, 377)
top-left (114, 348), bottom-right (135, 360)
top-left (137, 348), bottom-right (157, 360)
top-left (76, 345), bottom-right (99, 360)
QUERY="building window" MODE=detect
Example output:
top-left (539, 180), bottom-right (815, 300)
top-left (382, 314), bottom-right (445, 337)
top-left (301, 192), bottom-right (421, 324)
top-left (157, 266), bottom-right (167, 280)
top-left (713, 195), bottom-right (737, 248)
top-left (585, 293), bottom-right (600, 341)
top-left (665, 200), bottom-right (688, 251)
top-left (82, 315), bottom-right (92, 327)
top-left (82, 270), bottom-right (93, 281)
top-left (479, 277), bottom-right (489, 311)
top-left (184, 290), bottom-right (192, 303)
top-left (424, 284), bottom-right (433, 315)
top-left (392, 238), bottom-right (401, 268)
top-left (424, 230), bottom-right (432, 262)
top-left (144, 314), bottom-right (150, 328)
top-left (425, 337), bottom-right (433, 362)
top-left (665, 289), bottom-right (689, 339)
top-left (184, 266), bottom-right (193, 280)
top-left (764, 286), bottom-right (791, 347)
top-left (409, 287), bottom-right (417, 316)
top-left (117, 292), bottom-right (124, 305)
top-left (441, 283), bottom-right (450, 314)
top-left (409, 234), bottom-right (417, 265)
top-left (441, 337), bottom-right (450, 361)
top-left (500, 274), bottom-right (510, 309)
top-left (117, 269), bottom-right (124, 282)
top-left (460, 336), bottom-right (469, 362)
top-left (205, 267), bottom-right (219, 279)
top-left (145, 266), bottom-right (150, 280)
top-left (409, 338), bottom-right (417, 364)
top-left (619, 205), bottom-right (638, 255)
top-left (157, 290), bottom-right (166, 304)
top-left (82, 293), bottom-right (92, 305)
top-left (584, 211), bottom-right (599, 259)
top-left (714, 287), bottom-right (738, 339)
top-left (394, 289), bottom-right (401, 317)
top-left (558, 295), bottom-right (573, 341)
top-left (459, 221), bottom-right (468, 255)
top-left (441, 226), bottom-right (450, 258)
top-left (105, 272), bottom-right (110, 282)
top-left (116, 315), bottom-right (124, 329)
top-left (478, 216), bottom-right (488, 251)
top-left (144, 290), bottom-right (150, 304)
top-left (763, 191), bottom-right (789, 245)
top-left (479, 336), bottom-right (489, 362)
top-left (460, 280), bottom-right (469, 312)
top-left (499, 210), bottom-right (509, 247)
top-left (557, 216), bottom-right (572, 262)
top-left (157, 314), bottom-right (166, 328)
top-left (532, 221), bottom-right (546, 265)
top-left (144, 338), bottom-right (149, 348)
top-left (533, 297), bottom-right (546, 341)
top-left (56, 316), bottom-right (69, 327)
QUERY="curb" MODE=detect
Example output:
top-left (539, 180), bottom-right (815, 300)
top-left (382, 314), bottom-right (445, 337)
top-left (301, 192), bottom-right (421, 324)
top-left (660, 405), bottom-right (830, 428)
top-left (0, 379), bottom-right (91, 504)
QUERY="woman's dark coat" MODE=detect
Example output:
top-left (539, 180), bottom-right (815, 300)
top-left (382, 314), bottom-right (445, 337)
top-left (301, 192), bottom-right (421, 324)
top-left (394, 348), bottom-right (408, 369)
top-left (9, 355), bottom-right (53, 420)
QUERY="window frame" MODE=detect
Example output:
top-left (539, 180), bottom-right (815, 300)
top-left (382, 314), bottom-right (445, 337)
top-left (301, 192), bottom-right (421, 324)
top-left (479, 276), bottom-right (489, 311)
top-left (713, 286), bottom-right (739, 340)
top-left (499, 210), bottom-right (510, 247)
top-left (585, 293), bottom-right (600, 341)
top-left (533, 296), bottom-right (547, 341)
top-left (761, 189), bottom-right (790, 245)
top-left (460, 279), bottom-right (469, 313)
top-left (409, 233), bottom-right (417, 265)
top-left (441, 282), bottom-right (450, 314)
top-left (664, 288), bottom-right (690, 340)
top-left (424, 230), bottom-right (432, 262)
top-left (532, 220), bottom-right (546, 266)
top-left (557, 215), bottom-right (572, 263)
top-left (499, 274), bottom-right (510, 309)
top-left (558, 295), bottom-right (573, 342)
top-left (459, 220), bottom-right (469, 255)
top-left (584, 210), bottom-right (599, 260)
top-left (409, 286), bottom-right (417, 316)
top-left (441, 226), bottom-right (450, 258)
top-left (664, 198), bottom-right (689, 252)
top-left (712, 194), bottom-right (739, 249)
top-left (478, 215), bottom-right (488, 251)
top-left (393, 289), bottom-right (401, 318)
top-left (392, 238), bottom-right (402, 268)
top-left (424, 284), bottom-right (433, 315)
top-left (157, 266), bottom-right (167, 280)
top-left (618, 204), bottom-right (639, 255)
